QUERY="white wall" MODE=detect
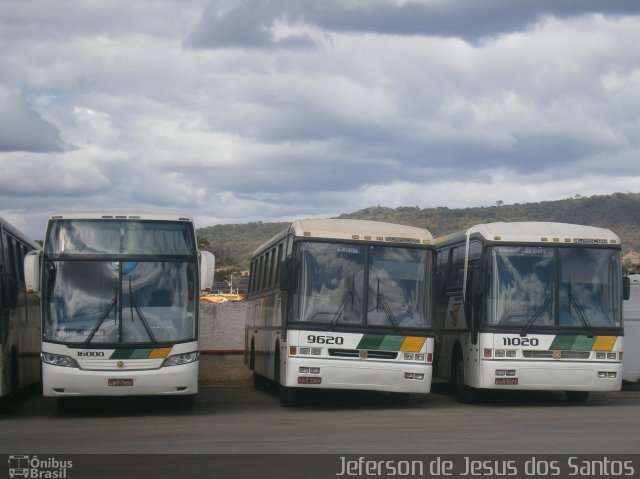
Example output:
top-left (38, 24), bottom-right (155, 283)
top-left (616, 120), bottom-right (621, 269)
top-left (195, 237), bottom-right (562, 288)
top-left (198, 302), bottom-right (251, 383)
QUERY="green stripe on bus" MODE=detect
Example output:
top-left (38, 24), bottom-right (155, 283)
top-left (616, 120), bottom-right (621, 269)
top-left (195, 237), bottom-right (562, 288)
top-left (357, 334), bottom-right (408, 351)
top-left (110, 349), bottom-right (135, 359)
top-left (129, 348), bottom-right (153, 359)
top-left (378, 335), bottom-right (406, 351)
top-left (550, 335), bottom-right (576, 350)
top-left (357, 335), bottom-right (386, 350)
top-left (571, 336), bottom-right (596, 351)
top-left (550, 335), bottom-right (600, 351)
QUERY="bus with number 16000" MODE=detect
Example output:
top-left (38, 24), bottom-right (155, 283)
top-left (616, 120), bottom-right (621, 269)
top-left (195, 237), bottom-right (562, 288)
top-left (24, 211), bottom-right (214, 412)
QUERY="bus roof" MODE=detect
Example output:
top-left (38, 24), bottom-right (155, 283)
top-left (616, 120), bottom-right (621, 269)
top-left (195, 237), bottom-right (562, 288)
top-left (436, 221), bottom-right (620, 246)
top-left (47, 210), bottom-right (193, 222)
top-left (253, 218), bottom-right (434, 256)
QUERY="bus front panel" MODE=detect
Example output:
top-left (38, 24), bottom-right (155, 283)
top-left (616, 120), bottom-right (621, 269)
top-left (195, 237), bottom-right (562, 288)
top-left (282, 330), bottom-right (433, 394)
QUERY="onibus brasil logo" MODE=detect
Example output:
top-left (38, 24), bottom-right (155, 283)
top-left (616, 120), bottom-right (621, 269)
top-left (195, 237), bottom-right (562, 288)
top-left (8, 455), bottom-right (72, 478)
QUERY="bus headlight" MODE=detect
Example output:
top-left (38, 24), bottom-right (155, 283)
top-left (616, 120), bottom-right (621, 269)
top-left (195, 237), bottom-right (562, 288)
top-left (41, 353), bottom-right (78, 368)
top-left (163, 351), bottom-right (199, 367)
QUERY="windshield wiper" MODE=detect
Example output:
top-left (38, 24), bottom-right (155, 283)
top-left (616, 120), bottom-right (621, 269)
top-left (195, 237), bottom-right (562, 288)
top-left (328, 277), bottom-right (354, 330)
top-left (568, 277), bottom-right (592, 331)
top-left (128, 277), bottom-right (157, 344)
top-left (84, 297), bottom-right (117, 346)
top-left (521, 295), bottom-right (552, 334)
top-left (375, 277), bottom-right (400, 332)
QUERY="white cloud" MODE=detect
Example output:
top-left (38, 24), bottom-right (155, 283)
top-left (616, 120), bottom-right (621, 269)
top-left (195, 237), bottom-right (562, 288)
top-left (1, 1), bottom-right (639, 239)
top-left (0, 87), bottom-right (66, 152)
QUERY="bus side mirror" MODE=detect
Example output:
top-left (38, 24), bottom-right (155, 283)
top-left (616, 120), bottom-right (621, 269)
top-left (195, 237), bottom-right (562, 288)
top-left (24, 250), bottom-right (42, 296)
top-left (623, 276), bottom-right (630, 301)
top-left (199, 251), bottom-right (215, 293)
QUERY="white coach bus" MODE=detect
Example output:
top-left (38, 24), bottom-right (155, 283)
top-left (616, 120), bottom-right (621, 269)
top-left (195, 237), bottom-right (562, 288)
top-left (434, 222), bottom-right (629, 403)
top-left (0, 218), bottom-right (40, 413)
top-left (25, 211), bottom-right (214, 411)
top-left (246, 219), bottom-right (435, 406)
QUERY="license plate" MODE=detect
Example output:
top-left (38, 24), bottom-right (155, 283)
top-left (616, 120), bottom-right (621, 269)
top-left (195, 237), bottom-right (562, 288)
top-left (495, 377), bottom-right (518, 385)
top-left (298, 376), bottom-right (322, 385)
top-left (108, 378), bottom-right (134, 387)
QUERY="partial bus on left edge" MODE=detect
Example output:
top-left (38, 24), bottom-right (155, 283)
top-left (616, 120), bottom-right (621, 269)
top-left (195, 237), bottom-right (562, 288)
top-left (0, 217), bottom-right (41, 414)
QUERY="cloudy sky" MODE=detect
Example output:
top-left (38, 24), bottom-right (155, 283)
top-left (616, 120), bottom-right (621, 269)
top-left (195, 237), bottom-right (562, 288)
top-left (1, 0), bottom-right (640, 238)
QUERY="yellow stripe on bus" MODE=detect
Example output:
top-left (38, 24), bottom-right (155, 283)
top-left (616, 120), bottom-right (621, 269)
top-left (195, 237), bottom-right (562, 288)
top-left (400, 337), bottom-right (426, 352)
top-left (592, 336), bottom-right (617, 351)
top-left (148, 348), bottom-right (172, 359)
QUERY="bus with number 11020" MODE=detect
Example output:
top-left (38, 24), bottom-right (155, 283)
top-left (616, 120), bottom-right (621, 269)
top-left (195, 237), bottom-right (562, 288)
top-left (433, 222), bottom-right (629, 403)
top-left (246, 218), bottom-right (435, 406)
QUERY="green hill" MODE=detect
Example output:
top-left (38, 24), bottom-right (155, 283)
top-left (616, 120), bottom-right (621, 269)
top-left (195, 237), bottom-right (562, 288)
top-left (197, 192), bottom-right (640, 271)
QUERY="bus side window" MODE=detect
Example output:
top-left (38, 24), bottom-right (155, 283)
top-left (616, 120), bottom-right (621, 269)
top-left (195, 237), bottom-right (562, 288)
top-left (465, 260), bottom-right (483, 327)
top-left (436, 249), bottom-right (448, 297)
top-left (2, 234), bottom-right (18, 309)
top-left (446, 245), bottom-right (464, 291)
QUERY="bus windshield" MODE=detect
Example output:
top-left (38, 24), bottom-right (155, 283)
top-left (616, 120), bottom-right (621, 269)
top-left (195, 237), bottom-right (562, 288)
top-left (43, 260), bottom-right (196, 344)
top-left (486, 246), bottom-right (621, 329)
top-left (45, 220), bottom-right (195, 256)
top-left (293, 242), bottom-right (431, 329)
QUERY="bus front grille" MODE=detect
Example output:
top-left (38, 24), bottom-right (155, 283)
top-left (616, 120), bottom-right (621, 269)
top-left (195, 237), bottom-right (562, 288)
top-left (328, 349), bottom-right (398, 360)
top-left (522, 350), bottom-right (591, 360)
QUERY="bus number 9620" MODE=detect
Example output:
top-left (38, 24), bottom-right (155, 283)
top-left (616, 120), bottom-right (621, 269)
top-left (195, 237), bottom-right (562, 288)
top-left (307, 335), bottom-right (344, 345)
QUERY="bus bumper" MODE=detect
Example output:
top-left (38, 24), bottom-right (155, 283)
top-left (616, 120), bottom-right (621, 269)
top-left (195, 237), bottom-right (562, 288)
top-left (283, 356), bottom-right (432, 394)
top-left (479, 360), bottom-right (622, 391)
top-left (42, 361), bottom-right (199, 397)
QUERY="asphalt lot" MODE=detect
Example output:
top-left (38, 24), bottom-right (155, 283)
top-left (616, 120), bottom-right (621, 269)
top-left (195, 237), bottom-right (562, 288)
top-left (2, 382), bottom-right (640, 456)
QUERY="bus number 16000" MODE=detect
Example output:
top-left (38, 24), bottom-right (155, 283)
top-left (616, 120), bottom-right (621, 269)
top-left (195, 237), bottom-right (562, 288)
top-left (307, 335), bottom-right (344, 345)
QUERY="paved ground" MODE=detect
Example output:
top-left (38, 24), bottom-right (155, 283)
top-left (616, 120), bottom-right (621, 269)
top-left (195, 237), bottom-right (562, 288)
top-left (2, 383), bottom-right (639, 455)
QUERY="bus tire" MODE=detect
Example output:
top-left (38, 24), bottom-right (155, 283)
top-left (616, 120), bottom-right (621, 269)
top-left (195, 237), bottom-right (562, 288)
top-left (390, 393), bottom-right (411, 406)
top-left (11, 351), bottom-right (20, 401)
top-left (253, 372), bottom-right (268, 391)
top-left (250, 344), bottom-right (267, 391)
top-left (279, 386), bottom-right (299, 407)
top-left (453, 350), bottom-right (479, 404)
top-left (1, 353), bottom-right (20, 413)
top-left (174, 395), bottom-right (195, 410)
top-left (565, 391), bottom-right (589, 404)
top-left (273, 345), bottom-right (299, 407)
top-left (0, 397), bottom-right (9, 414)
top-left (56, 397), bottom-right (79, 415)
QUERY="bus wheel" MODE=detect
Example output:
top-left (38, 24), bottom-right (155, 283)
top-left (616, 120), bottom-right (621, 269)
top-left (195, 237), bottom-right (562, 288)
top-left (274, 347), bottom-right (299, 407)
top-left (565, 391), bottom-right (589, 404)
top-left (174, 395), bottom-right (195, 410)
top-left (2, 354), bottom-right (20, 413)
top-left (390, 393), bottom-right (411, 406)
top-left (56, 397), bottom-right (79, 415)
top-left (279, 386), bottom-right (299, 407)
top-left (253, 372), bottom-right (268, 391)
top-left (250, 346), bottom-right (267, 391)
top-left (453, 352), bottom-right (479, 404)
top-left (10, 351), bottom-right (20, 402)
top-left (0, 397), bottom-right (9, 414)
